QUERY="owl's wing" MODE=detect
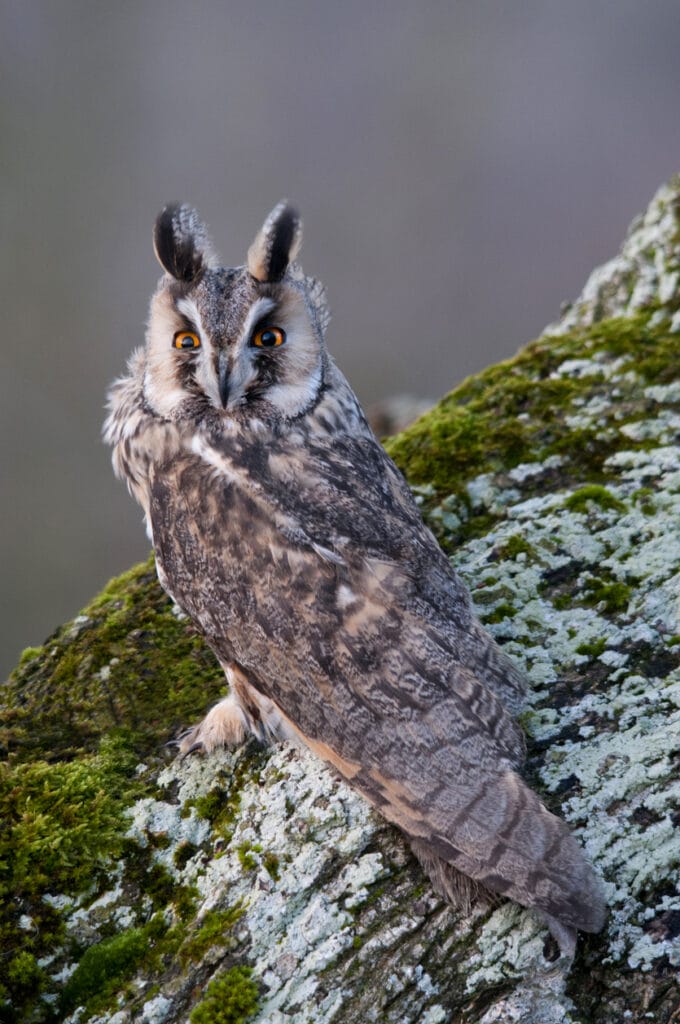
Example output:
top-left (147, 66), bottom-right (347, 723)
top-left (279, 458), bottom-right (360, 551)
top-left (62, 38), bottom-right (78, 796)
top-left (242, 428), bottom-right (528, 714)
top-left (149, 434), bottom-right (604, 937)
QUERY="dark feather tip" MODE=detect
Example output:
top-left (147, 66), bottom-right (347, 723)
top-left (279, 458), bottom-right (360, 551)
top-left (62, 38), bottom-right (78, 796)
top-left (247, 201), bottom-right (302, 282)
top-left (153, 203), bottom-right (210, 283)
top-left (268, 204), bottom-right (301, 281)
top-left (180, 741), bottom-right (206, 760)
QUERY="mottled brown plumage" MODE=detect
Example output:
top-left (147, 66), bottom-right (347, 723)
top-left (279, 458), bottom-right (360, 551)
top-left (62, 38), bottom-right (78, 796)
top-left (104, 202), bottom-right (605, 954)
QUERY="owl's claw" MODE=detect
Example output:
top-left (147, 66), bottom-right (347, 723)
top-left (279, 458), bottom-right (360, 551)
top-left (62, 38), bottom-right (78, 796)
top-left (163, 726), bottom-right (206, 757)
top-left (165, 727), bottom-right (194, 750)
top-left (172, 725), bottom-right (207, 758)
top-left (181, 740), bottom-right (206, 759)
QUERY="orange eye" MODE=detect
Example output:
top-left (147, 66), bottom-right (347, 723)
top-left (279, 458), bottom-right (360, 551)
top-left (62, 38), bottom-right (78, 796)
top-left (174, 331), bottom-right (201, 350)
top-left (252, 327), bottom-right (286, 348)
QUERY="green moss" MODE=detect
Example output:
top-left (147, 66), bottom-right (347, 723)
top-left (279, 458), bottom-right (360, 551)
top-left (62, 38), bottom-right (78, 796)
top-left (484, 603), bottom-right (517, 624)
top-left (58, 912), bottom-right (210, 1019)
top-left (632, 487), bottom-right (654, 501)
top-left (145, 862), bottom-right (180, 907)
top-left (5, 951), bottom-right (45, 995)
top-left (190, 965), bottom-right (259, 1024)
top-left (120, 838), bottom-right (197, 918)
top-left (631, 487), bottom-right (656, 515)
top-left (0, 732), bottom-right (147, 1016)
top-left (385, 370), bottom-right (546, 497)
top-left (575, 638), bottom-right (607, 658)
top-left (141, 917), bottom-right (185, 976)
top-left (16, 646), bottom-right (42, 668)
top-left (0, 559), bottom-right (248, 1017)
top-left (194, 786), bottom-right (236, 824)
top-left (190, 746), bottom-right (269, 847)
top-left (262, 851), bottom-right (280, 880)
top-left (0, 556), bottom-right (226, 763)
top-left (237, 842), bottom-right (261, 872)
top-left (174, 840), bottom-right (199, 871)
top-left (60, 926), bottom-right (148, 1014)
top-left (582, 579), bottom-right (632, 614)
top-left (147, 831), bottom-right (172, 850)
top-left (175, 885), bottom-right (200, 922)
top-left (495, 535), bottom-right (536, 560)
top-left (588, 318), bottom-right (680, 382)
top-left (564, 485), bottom-right (626, 514)
top-left (470, 584), bottom-right (510, 608)
top-left (0, 734), bottom-right (138, 902)
top-left (385, 312), bottom-right (670, 541)
top-left (180, 904), bottom-right (245, 965)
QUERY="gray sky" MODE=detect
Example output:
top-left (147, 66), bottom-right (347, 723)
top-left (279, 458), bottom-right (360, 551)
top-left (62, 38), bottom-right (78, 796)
top-left (2, 1), bottom-right (680, 678)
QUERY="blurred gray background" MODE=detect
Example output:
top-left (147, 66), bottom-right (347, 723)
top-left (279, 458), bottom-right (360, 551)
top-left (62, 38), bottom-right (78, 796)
top-left (2, 1), bottom-right (680, 680)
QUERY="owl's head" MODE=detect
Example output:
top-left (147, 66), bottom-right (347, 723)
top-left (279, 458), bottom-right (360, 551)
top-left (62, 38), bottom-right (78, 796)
top-left (144, 202), bottom-right (330, 424)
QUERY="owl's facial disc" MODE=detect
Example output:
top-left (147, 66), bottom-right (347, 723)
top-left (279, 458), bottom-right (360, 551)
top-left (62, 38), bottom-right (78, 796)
top-left (144, 276), bottom-right (323, 423)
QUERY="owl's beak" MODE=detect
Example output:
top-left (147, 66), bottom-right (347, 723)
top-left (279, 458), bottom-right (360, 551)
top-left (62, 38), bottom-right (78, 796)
top-left (218, 351), bottom-right (230, 409)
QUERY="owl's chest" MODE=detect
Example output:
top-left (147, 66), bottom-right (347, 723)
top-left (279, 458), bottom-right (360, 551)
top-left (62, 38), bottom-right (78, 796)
top-left (147, 451), bottom-right (342, 640)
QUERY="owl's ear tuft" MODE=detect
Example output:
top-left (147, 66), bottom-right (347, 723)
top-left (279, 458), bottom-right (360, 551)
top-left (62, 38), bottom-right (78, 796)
top-left (153, 204), bottom-right (217, 282)
top-left (247, 201), bottom-right (302, 283)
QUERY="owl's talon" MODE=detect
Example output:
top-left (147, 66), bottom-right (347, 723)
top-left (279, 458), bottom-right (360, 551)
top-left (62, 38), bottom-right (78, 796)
top-left (165, 727), bottom-right (196, 751)
top-left (180, 740), bottom-right (206, 759)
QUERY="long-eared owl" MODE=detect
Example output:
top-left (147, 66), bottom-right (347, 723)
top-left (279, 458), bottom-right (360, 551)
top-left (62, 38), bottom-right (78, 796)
top-left (104, 201), bottom-right (605, 954)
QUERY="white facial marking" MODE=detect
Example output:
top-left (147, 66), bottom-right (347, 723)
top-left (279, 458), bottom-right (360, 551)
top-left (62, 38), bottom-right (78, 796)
top-left (240, 297), bottom-right (277, 344)
top-left (176, 297), bottom-right (204, 332)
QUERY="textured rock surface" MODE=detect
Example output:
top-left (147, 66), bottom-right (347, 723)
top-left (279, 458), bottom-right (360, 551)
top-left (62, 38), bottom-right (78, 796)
top-left (2, 179), bottom-right (680, 1023)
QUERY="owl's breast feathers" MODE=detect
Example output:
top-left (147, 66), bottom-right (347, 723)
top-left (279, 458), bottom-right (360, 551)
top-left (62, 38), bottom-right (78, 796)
top-left (144, 423), bottom-right (604, 938)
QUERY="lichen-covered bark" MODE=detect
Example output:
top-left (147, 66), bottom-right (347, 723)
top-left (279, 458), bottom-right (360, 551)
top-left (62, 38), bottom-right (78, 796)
top-left (2, 179), bottom-right (680, 1023)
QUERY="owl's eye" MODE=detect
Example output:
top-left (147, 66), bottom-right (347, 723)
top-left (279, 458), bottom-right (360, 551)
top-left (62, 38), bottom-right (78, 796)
top-left (252, 327), bottom-right (286, 348)
top-left (174, 331), bottom-right (201, 350)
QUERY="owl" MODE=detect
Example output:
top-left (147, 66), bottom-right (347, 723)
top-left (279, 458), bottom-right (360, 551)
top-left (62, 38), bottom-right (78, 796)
top-left (104, 201), bottom-right (605, 955)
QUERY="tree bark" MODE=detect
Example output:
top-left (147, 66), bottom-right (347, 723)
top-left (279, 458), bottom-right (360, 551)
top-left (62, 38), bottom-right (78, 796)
top-left (2, 179), bottom-right (680, 1024)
